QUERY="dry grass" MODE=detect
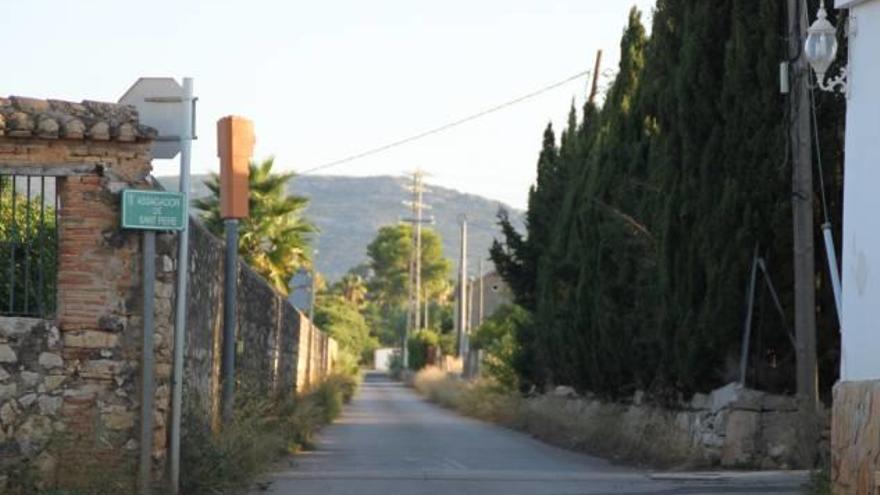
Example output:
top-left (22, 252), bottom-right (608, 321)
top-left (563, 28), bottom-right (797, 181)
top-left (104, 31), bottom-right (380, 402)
top-left (412, 367), bottom-right (701, 468)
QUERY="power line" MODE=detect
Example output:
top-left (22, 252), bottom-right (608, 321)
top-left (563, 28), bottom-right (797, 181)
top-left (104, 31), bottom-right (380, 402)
top-left (300, 68), bottom-right (593, 175)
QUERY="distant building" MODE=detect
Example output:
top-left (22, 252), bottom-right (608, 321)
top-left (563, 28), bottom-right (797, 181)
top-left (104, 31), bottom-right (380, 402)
top-left (469, 270), bottom-right (513, 329)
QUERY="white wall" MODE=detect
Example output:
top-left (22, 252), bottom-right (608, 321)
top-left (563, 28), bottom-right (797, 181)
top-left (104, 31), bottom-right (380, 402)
top-left (838, 0), bottom-right (880, 381)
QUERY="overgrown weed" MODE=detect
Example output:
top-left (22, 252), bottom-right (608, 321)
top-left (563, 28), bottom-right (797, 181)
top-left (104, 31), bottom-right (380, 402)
top-left (180, 372), bottom-right (359, 495)
top-left (412, 367), bottom-right (700, 468)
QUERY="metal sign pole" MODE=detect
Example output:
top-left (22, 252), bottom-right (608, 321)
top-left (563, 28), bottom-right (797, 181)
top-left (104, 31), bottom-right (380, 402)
top-left (170, 77), bottom-right (193, 495)
top-left (221, 219), bottom-right (238, 424)
top-left (140, 231), bottom-right (156, 495)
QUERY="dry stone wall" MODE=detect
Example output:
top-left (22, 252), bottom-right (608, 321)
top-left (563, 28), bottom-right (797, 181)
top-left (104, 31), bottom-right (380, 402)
top-left (179, 216), bottom-right (336, 431)
top-left (535, 382), bottom-right (826, 469)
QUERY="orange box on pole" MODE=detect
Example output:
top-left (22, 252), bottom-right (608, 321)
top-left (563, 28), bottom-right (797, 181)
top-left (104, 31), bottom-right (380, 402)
top-left (217, 116), bottom-right (255, 219)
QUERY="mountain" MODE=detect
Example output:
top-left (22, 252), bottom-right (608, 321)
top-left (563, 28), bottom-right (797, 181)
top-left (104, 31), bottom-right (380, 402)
top-left (156, 174), bottom-right (525, 281)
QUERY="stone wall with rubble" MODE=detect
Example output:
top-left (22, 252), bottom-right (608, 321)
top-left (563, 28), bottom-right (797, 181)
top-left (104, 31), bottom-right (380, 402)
top-left (537, 382), bottom-right (827, 469)
top-left (0, 95), bottom-right (167, 489)
top-left (178, 213), bottom-right (337, 430)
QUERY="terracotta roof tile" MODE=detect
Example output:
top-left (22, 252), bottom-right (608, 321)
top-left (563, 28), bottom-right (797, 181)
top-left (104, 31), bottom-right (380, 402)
top-left (0, 96), bottom-right (156, 141)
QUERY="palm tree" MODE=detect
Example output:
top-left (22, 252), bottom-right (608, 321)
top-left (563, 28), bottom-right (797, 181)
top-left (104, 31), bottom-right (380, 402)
top-left (334, 274), bottom-right (368, 308)
top-left (194, 157), bottom-right (316, 294)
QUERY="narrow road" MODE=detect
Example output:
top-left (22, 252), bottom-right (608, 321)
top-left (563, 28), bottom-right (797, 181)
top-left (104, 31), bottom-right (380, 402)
top-left (254, 373), bottom-right (808, 495)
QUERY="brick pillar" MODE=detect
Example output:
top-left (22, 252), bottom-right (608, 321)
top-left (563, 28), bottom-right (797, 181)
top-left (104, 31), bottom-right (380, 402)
top-left (832, 381), bottom-right (880, 494)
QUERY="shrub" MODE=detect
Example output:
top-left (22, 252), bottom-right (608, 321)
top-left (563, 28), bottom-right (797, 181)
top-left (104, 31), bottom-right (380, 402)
top-left (407, 329), bottom-right (440, 370)
top-left (180, 372), bottom-right (358, 494)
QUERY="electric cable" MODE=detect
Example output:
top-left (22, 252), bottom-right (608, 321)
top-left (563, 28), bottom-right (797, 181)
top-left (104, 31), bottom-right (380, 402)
top-left (300, 68), bottom-right (594, 175)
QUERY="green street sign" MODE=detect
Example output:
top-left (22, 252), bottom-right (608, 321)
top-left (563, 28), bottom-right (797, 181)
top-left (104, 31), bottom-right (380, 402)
top-left (121, 189), bottom-right (186, 231)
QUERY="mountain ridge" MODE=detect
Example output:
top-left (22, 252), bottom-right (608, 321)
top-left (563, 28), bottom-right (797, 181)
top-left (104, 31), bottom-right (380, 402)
top-left (156, 174), bottom-right (525, 281)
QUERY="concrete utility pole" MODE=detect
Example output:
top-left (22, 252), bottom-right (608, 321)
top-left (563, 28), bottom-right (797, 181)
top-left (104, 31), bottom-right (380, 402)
top-left (457, 216), bottom-right (468, 357)
top-left (788, 0), bottom-right (819, 409)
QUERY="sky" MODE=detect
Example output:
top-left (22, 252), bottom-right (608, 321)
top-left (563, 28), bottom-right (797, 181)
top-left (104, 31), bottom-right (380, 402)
top-left (5, 0), bottom-right (654, 209)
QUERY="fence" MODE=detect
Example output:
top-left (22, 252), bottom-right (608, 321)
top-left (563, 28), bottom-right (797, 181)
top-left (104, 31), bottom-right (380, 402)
top-left (0, 174), bottom-right (58, 317)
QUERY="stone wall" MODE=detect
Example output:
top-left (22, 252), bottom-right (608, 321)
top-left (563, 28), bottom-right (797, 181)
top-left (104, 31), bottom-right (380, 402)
top-left (538, 382), bottom-right (827, 469)
top-left (180, 217), bottom-right (336, 431)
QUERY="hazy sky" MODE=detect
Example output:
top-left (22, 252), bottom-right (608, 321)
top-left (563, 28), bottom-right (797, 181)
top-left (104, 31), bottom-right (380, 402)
top-left (6, 1), bottom-right (654, 209)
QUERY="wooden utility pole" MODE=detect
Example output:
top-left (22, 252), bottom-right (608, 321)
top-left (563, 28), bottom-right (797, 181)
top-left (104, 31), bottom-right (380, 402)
top-left (588, 50), bottom-right (603, 105)
top-left (788, 0), bottom-right (818, 408)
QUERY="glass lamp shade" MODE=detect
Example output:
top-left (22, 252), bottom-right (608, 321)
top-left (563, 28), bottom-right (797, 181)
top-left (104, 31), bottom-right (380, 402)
top-left (805, 7), bottom-right (838, 78)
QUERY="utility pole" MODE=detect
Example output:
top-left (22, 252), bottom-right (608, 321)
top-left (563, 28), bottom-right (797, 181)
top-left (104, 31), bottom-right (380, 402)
top-left (478, 259), bottom-right (484, 326)
top-left (403, 171), bottom-right (430, 367)
top-left (588, 49), bottom-right (603, 105)
top-left (788, 0), bottom-right (818, 409)
top-left (457, 216), bottom-right (468, 357)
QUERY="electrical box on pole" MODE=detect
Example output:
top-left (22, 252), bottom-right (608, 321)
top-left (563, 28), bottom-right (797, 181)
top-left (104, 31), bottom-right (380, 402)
top-left (217, 116), bottom-right (254, 219)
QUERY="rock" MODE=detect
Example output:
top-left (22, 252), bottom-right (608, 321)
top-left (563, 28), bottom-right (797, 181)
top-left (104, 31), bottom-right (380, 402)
top-left (761, 393), bottom-right (798, 412)
top-left (38, 352), bottom-right (63, 370)
top-left (0, 383), bottom-right (18, 401)
top-left (721, 410), bottom-right (760, 467)
top-left (65, 330), bottom-right (118, 349)
top-left (690, 393), bottom-right (710, 411)
top-left (709, 382), bottom-right (741, 412)
top-left (155, 281), bottom-right (174, 299)
top-left (61, 118), bottom-right (85, 139)
top-left (98, 315), bottom-right (126, 333)
top-left (33, 452), bottom-right (57, 486)
top-left (0, 401), bottom-right (18, 426)
top-left (0, 318), bottom-right (42, 338)
top-left (161, 255), bottom-right (174, 273)
top-left (18, 393), bottom-right (37, 408)
top-left (633, 390), bottom-right (645, 406)
top-left (88, 121), bottom-right (110, 140)
top-left (731, 388), bottom-right (764, 412)
top-left (0, 367), bottom-right (9, 382)
top-left (552, 386), bottom-right (577, 398)
top-left (47, 326), bottom-right (60, 350)
top-left (36, 117), bottom-right (59, 138)
top-left (21, 371), bottom-right (41, 389)
top-left (38, 395), bottom-right (62, 416)
top-left (102, 406), bottom-right (135, 430)
top-left (0, 344), bottom-right (17, 363)
top-left (42, 375), bottom-right (65, 392)
top-left (15, 416), bottom-right (53, 456)
top-left (81, 359), bottom-right (123, 380)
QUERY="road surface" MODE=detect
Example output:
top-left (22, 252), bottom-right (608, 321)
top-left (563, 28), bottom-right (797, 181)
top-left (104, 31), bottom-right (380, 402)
top-left (253, 373), bottom-right (808, 495)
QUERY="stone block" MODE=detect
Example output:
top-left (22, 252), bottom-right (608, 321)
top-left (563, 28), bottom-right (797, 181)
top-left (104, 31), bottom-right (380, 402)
top-left (80, 359), bottom-right (124, 380)
top-left (690, 393), bottom-right (710, 411)
top-left (65, 330), bottom-right (119, 349)
top-left (19, 393), bottom-right (37, 408)
top-left (0, 383), bottom-right (17, 401)
top-left (102, 405), bottom-right (134, 430)
top-left (721, 410), bottom-right (760, 467)
top-left (38, 395), bottom-right (62, 415)
top-left (762, 393), bottom-right (799, 412)
top-left (0, 344), bottom-right (17, 363)
top-left (0, 367), bottom-right (9, 382)
top-left (41, 375), bottom-right (66, 393)
top-left (21, 371), bottom-right (41, 389)
top-left (38, 352), bottom-right (63, 370)
top-left (0, 317), bottom-right (43, 338)
top-left (710, 382), bottom-right (741, 412)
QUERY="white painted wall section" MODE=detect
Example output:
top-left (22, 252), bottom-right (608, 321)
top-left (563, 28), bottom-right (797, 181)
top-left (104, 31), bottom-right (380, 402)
top-left (839, 0), bottom-right (880, 381)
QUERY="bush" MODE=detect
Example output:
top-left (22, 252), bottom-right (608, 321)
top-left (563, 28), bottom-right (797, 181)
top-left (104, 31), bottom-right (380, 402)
top-left (471, 305), bottom-right (528, 390)
top-left (180, 373), bottom-right (358, 494)
top-left (406, 329), bottom-right (440, 370)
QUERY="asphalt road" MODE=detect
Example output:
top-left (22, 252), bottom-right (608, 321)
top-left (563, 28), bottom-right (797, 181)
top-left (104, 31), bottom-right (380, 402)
top-left (253, 373), bottom-right (808, 495)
